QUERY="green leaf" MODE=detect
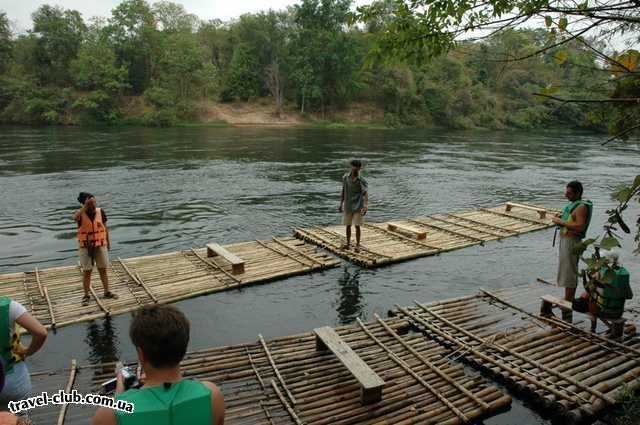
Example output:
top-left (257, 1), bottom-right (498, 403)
top-left (558, 17), bottom-right (568, 31)
top-left (545, 16), bottom-right (552, 28)
top-left (632, 175), bottom-right (640, 191)
top-left (600, 236), bottom-right (621, 250)
top-left (554, 50), bottom-right (568, 65)
top-left (614, 187), bottom-right (633, 203)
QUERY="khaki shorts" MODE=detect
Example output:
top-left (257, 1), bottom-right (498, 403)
top-left (557, 236), bottom-right (580, 288)
top-left (79, 246), bottom-right (109, 271)
top-left (343, 212), bottom-right (364, 226)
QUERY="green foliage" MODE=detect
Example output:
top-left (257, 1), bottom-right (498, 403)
top-left (221, 43), bottom-right (262, 101)
top-left (0, 12), bottom-right (11, 74)
top-left (31, 5), bottom-right (86, 85)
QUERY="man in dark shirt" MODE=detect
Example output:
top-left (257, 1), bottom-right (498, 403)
top-left (73, 192), bottom-right (117, 305)
top-left (338, 160), bottom-right (369, 252)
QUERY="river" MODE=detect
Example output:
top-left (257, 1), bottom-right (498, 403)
top-left (0, 126), bottom-right (638, 424)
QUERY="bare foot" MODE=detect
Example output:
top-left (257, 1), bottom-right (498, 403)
top-left (340, 244), bottom-right (351, 250)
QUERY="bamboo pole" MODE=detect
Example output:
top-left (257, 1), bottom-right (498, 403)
top-left (116, 258), bottom-right (159, 303)
top-left (356, 318), bottom-right (469, 422)
top-left (188, 248), bottom-right (242, 284)
top-left (35, 267), bottom-right (45, 297)
top-left (416, 301), bottom-right (616, 405)
top-left (89, 287), bottom-right (110, 316)
top-left (272, 238), bottom-right (324, 266)
top-left (478, 208), bottom-right (548, 226)
top-left (246, 347), bottom-right (266, 390)
top-left (407, 218), bottom-right (486, 243)
top-left (270, 380), bottom-right (303, 425)
top-left (57, 359), bottom-right (77, 425)
top-left (43, 287), bottom-right (56, 329)
top-left (259, 334), bottom-right (296, 406)
top-left (442, 213), bottom-right (516, 235)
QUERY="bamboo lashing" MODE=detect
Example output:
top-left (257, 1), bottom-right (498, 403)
top-left (56, 359), bottom-right (77, 425)
top-left (259, 334), bottom-right (296, 406)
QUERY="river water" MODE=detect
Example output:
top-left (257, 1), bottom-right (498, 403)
top-left (0, 126), bottom-right (638, 423)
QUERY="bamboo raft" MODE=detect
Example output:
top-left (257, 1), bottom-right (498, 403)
top-left (294, 202), bottom-right (560, 267)
top-left (30, 303), bottom-right (512, 425)
top-left (0, 238), bottom-right (338, 330)
top-left (391, 284), bottom-right (640, 423)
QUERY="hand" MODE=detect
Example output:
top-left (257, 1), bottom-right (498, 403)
top-left (551, 216), bottom-right (563, 226)
top-left (115, 362), bottom-right (125, 394)
top-left (13, 344), bottom-right (28, 359)
top-left (360, 205), bottom-right (368, 216)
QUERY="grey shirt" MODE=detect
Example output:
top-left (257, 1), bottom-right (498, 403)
top-left (342, 172), bottom-right (368, 214)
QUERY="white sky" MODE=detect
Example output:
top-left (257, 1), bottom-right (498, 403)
top-left (2, 0), bottom-right (362, 33)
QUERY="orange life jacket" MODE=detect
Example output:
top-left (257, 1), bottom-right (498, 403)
top-left (77, 207), bottom-right (107, 248)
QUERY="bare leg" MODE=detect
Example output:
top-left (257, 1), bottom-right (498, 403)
top-left (83, 270), bottom-right (92, 297)
top-left (345, 226), bottom-right (351, 248)
top-left (564, 287), bottom-right (576, 302)
top-left (98, 268), bottom-right (110, 294)
top-left (355, 226), bottom-right (361, 247)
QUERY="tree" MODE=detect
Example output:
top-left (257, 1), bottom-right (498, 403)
top-left (31, 5), bottom-right (86, 85)
top-left (152, 1), bottom-right (199, 33)
top-left (0, 12), bottom-right (11, 74)
top-left (355, 0), bottom-right (640, 252)
top-left (106, 0), bottom-right (158, 94)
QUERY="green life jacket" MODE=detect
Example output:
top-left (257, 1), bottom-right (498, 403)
top-left (0, 297), bottom-right (14, 374)
top-left (560, 199), bottom-right (592, 239)
top-left (116, 379), bottom-right (212, 425)
top-left (586, 266), bottom-right (632, 319)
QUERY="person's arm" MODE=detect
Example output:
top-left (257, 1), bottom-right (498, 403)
top-left (361, 191), bottom-right (368, 215)
top-left (203, 381), bottom-right (225, 425)
top-left (338, 180), bottom-right (345, 212)
top-left (105, 223), bottom-right (111, 250)
top-left (91, 407), bottom-right (117, 425)
top-left (73, 205), bottom-right (85, 222)
top-left (14, 312), bottom-right (47, 357)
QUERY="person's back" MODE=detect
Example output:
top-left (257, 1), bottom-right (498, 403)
top-left (92, 305), bottom-right (224, 425)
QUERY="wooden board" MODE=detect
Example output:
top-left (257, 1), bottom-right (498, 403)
top-left (295, 202), bottom-right (559, 268)
top-left (207, 242), bottom-right (245, 274)
top-left (387, 222), bottom-right (427, 239)
top-left (0, 237), bottom-right (339, 329)
top-left (314, 326), bottom-right (385, 404)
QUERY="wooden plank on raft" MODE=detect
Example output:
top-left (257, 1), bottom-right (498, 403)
top-left (57, 359), bottom-right (77, 425)
top-left (259, 334), bottom-right (296, 405)
top-left (479, 208), bottom-right (548, 226)
top-left (117, 258), bottom-right (158, 303)
top-left (506, 202), bottom-right (548, 219)
top-left (386, 222), bottom-right (427, 239)
top-left (206, 243), bottom-right (245, 275)
top-left (189, 248), bottom-right (241, 284)
top-left (407, 218), bottom-right (485, 243)
top-left (444, 213), bottom-right (518, 234)
top-left (314, 326), bottom-right (385, 405)
top-left (364, 224), bottom-right (442, 251)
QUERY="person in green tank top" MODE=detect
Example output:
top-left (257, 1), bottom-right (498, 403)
top-left (551, 181), bottom-right (593, 303)
top-left (91, 305), bottom-right (225, 425)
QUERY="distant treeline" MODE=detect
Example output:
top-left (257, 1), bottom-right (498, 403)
top-left (0, 0), bottom-right (612, 128)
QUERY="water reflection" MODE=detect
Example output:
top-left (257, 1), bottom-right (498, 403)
top-left (85, 318), bottom-right (120, 365)
top-left (336, 266), bottom-right (364, 324)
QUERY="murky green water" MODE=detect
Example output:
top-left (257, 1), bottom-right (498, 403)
top-left (0, 126), bottom-right (638, 423)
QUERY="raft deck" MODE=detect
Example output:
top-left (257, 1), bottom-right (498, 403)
top-left (0, 238), bottom-right (338, 330)
top-left (294, 202), bottom-right (559, 267)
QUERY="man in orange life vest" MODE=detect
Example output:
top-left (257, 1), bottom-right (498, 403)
top-left (73, 192), bottom-right (118, 305)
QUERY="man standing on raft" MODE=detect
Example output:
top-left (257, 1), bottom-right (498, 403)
top-left (338, 160), bottom-right (369, 252)
top-left (73, 192), bottom-right (118, 305)
top-left (551, 181), bottom-right (592, 302)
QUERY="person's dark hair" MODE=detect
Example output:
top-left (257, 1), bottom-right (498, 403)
top-left (350, 159), bottom-right (362, 168)
top-left (77, 192), bottom-right (94, 205)
top-left (130, 305), bottom-right (190, 368)
top-left (567, 181), bottom-right (583, 197)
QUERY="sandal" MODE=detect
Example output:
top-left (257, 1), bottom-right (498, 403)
top-left (103, 291), bottom-right (119, 299)
top-left (82, 295), bottom-right (91, 306)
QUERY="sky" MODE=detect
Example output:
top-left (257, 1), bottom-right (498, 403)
top-left (1, 0), bottom-right (352, 33)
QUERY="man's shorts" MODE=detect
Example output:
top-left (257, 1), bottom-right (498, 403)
top-left (79, 246), bottom-right (109, 271)
top-left (557, 236), bottom-right (580, 288)
top-left (343, 211), bottom-right (364, 226)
